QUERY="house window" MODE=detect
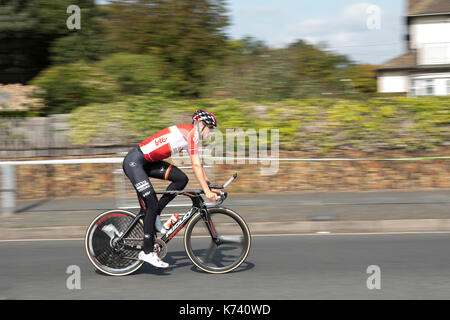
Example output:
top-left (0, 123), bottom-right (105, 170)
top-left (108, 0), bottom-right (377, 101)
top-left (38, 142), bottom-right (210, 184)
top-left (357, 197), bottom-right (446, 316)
top-left (410, 79), bottom-right (416, 96)
top-left (412, 79), bottom-right (423, 96)
top-left (426, 80), bottom-right (434, 95)
top-left (447, 80), bottom-right (450, 95)
top-left (412, 79), bottom-right (437, 96)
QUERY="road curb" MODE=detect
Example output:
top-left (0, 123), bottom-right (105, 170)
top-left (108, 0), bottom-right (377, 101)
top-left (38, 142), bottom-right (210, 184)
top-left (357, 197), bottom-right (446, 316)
top-left (2, 219), bottom-right (450, 240)
top-left (248, 219), bottom-right (450, 234)
top-left (0, 226), bottom-right (87, 240)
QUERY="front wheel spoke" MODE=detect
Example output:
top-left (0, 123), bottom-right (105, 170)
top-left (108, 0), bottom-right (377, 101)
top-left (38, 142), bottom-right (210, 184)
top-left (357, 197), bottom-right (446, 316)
top-left (218, 236), bottom-right (244, 247)
top-left (203, 241), bottom-right (218, 263)
top-left (186, 209), bottom-right (251, 273)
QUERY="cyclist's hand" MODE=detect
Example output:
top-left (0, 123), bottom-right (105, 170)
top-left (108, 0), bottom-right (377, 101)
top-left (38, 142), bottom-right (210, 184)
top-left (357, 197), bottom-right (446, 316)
top-left (205, 190), bottom-right (219, 202)
top-left (211, 188), bottom-right (222, 195)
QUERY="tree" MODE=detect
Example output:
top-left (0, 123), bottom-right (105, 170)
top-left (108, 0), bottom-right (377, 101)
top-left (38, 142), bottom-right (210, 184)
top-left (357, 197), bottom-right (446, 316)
top-left (0, 0), bottom-right (106, 84)
top-left (49, 0), bottom-right (108, 65)
top-left (341, 64), bottom-right (378, 95)
top-left (103, 0), bottom-right (230, 97)
top-left (203, 39), bottom-right (353, 101)
top-left (31, 62), bottom-right (120, 114)
top-left (287, 40), bottom-right (351, 88)
top-left (236, 36), bottom-right (266, 56)
top-left (97, 53), bottom-right (171, 96)
top-left (0, 0), bottom-right (47, 83)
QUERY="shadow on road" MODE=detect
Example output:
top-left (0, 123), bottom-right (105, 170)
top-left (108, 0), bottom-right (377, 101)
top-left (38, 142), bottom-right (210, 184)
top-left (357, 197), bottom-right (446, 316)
top-left (133, 250), bottom-right (255, 275)
top-left (189, 261), bottom-right (255, 274)
top-left (14, 199), bottom-right (50, 214)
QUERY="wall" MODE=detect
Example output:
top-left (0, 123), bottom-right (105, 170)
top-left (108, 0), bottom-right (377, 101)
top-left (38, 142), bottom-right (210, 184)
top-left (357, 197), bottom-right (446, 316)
top-left (411, 72), bottom-right (450, 96)
top-left (409, 16), bottom-right (450, 56)
top-left (378, 71), bottom-right (409, 93)
top-left (9, 150), bottom-right (450, 201)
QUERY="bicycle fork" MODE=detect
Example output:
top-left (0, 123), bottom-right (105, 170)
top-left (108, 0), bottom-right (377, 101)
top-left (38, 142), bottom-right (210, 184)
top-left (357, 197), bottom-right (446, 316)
top-left (201, 208), bottom-right (220, 245)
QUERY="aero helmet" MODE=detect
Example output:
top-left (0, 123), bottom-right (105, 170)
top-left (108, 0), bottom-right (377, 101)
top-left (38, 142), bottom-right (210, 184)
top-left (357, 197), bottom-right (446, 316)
top-left (192, 110), bottom-right (217, 127)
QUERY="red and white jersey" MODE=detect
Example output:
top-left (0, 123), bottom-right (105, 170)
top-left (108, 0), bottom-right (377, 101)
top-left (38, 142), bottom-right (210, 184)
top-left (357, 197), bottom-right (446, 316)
top-left (139, 124), bottom-right (199, 162)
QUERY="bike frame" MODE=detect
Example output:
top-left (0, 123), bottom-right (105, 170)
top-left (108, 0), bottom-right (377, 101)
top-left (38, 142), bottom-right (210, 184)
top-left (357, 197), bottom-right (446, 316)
top-left (116, 191), bottom-right (219, 248)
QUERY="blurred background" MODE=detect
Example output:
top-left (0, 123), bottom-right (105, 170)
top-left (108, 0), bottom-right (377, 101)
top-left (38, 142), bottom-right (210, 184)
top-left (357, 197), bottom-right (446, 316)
top-left (0, 0), bottom-right (449, 212)
top-left (1, 0), bottom-right (450, 300)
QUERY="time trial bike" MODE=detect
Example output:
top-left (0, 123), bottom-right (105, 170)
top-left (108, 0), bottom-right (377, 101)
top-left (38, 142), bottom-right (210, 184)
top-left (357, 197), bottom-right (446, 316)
top-left (85, 173), bottom-right (251, 276)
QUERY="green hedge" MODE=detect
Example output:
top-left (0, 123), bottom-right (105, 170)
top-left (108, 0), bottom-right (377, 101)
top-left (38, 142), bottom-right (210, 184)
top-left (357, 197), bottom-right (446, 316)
top-left (68, 94), bottom-right (450, 153)
top-left (97, 53), bottom-right (171, 96)
top-left (31, 62), bottom-right (121, 115)
top-left (0, 110), bottom-right (41, 118)
top-left (30, 54), bottom-right (178, 115)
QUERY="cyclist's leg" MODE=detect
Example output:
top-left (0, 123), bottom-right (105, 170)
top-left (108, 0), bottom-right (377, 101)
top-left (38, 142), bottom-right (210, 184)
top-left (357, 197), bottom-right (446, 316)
top-left (145, 161), bottom-right (189, 214)
top-left (123, 148), bottom-right (159, 254)
top-left (136, 192), bottom-right (146, 214)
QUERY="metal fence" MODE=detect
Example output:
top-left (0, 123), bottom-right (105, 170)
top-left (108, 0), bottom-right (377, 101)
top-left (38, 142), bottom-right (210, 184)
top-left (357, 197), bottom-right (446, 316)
top-left (2, 154), bottom-right (450, 215)
top-left (0, 157), bottom-right (215, 216)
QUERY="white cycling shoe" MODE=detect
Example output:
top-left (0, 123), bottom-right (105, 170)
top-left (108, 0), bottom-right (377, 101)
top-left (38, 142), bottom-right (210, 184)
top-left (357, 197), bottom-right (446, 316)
top-left (138, 251), bottom-right (169, 269)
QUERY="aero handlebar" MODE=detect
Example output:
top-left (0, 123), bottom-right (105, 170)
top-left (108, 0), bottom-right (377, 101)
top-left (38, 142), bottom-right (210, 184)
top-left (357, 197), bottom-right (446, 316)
top-left (208, 173), bottom-right (238, 190)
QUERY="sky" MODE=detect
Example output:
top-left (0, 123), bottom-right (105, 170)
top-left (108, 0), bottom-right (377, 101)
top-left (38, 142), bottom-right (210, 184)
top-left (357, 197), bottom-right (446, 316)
top-left (97, 0), bottom-right (408, 65)
top-left (225, 0), bottom-right (407, 65)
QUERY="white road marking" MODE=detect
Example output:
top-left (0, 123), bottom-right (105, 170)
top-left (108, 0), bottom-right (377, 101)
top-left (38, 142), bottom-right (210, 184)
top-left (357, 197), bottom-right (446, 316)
top-left (2, 230), bottom-right (450, 242)
top-left (0, 238), bottom-right (84, 242)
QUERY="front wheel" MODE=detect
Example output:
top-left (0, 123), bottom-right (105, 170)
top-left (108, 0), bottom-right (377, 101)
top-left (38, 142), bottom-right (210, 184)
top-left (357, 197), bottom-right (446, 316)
top-left (85, 210), bottom-right (144, 276)
top-left (184, 207), bottom-right (251, 274)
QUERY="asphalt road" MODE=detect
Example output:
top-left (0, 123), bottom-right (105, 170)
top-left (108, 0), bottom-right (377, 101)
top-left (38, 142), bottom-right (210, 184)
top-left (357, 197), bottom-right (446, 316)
top-left (4, 190), bottom-right (450, 230)
top-left (2, 233), bottom-right (450, 300)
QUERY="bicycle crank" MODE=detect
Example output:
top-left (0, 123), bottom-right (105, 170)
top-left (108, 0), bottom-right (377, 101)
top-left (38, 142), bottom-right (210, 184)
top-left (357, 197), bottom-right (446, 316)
top-left (154, 238), bottom-right (167, 259)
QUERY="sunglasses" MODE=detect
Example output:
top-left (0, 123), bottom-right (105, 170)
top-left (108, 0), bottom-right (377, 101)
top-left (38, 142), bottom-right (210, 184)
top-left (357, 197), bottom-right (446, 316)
top-left (200, 123), bottom-right (215, 135)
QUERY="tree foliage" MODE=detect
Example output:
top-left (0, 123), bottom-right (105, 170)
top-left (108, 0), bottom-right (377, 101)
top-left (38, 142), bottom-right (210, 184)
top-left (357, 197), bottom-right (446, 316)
top-left (97, 53), bottom-right (171, 96)
top-left (340, 64), bottom-right (378, 95)
top-left (103, 0), bottom-right (230, 97)
top-left (0, 0), bottom-right (48, 83)
top-left (203, 39), bottom-right (353, 101)
top-left (49, 1), bottom-right (108, 65)
top-left (0, 0), bottom-right (106, 83)
top-left (31, 62), bottom-right (120, 114)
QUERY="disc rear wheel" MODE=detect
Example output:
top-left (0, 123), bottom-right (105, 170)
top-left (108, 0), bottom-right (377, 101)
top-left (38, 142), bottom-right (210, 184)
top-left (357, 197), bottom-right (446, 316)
top-left (85, 210), bottom-right (144, 276)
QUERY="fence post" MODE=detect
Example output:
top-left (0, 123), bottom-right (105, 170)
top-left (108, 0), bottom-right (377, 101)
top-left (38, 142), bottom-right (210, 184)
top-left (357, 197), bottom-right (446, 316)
top-left (1, 164), bottom-right (16, 215)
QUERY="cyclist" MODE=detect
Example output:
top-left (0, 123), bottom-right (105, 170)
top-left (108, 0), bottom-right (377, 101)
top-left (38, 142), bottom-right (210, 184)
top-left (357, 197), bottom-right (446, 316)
top-left (122, 110), bottom-right (219, 269)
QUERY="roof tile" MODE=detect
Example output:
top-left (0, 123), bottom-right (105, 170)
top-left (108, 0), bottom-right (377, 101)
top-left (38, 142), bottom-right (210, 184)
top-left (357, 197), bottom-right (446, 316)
top-left (408, 0), bottom-right (450, 15)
